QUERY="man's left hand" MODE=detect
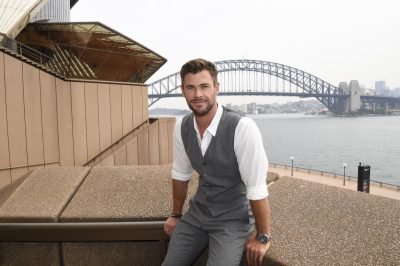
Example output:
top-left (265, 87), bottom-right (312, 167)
top-left (245, 235), bottom-right (271, 266)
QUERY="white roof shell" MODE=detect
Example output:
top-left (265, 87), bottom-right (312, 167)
top-left (0, 0), bottom-right (49, 37)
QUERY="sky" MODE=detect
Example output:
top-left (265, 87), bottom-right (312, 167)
top-left (71, 0), bottom-right (400, 108)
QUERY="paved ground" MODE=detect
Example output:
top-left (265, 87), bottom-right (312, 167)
top-left (269, 164), bottom-right (400, 200)
top-left (1, 165), bottom-right (399, 265)
top-left (266, 176), bottom-right (400, 266)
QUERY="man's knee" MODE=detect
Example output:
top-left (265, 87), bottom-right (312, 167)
top-left (162, 221), bottom-right (208, 266)
top-left (207, 245), bottom-right (246, 266)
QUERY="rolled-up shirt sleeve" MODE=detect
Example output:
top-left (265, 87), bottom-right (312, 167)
top-left (234, 117), bottom-right (269, 200)
top-left (171, 117), bottom-right (193, 181)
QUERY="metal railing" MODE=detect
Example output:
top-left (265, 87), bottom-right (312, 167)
top-left (0, 33), bottom-right (54, 66)
top-left (269, 162), bottom-right (400, 192)
top-left (0, 33), bottom-right (86, 80)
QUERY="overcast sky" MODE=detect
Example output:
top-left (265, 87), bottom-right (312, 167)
top-left (71, 0), bottom-right (400, 108)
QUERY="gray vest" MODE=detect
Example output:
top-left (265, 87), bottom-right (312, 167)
top-left (181, 107), bottom-right (251, 222)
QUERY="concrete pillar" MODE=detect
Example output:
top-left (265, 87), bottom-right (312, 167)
top-left (337, 81), bottom-right (362, 114)
top-left (338, 82), bottom-right (349, 114)
top-left (348, 80), bottom-right (361, 112)
top-left (384, 103), bottom-right (389, 112)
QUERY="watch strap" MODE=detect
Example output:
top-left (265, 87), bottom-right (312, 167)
top-left (256, 233), bottom-right (271, 244)
top-left (170, 213), bottom-right (182, 219)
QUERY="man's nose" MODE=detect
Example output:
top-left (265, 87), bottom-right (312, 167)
top-left (194, 88), bottom-right (202, 97)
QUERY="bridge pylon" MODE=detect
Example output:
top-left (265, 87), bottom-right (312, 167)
top-left (336, 81), bottom-right (361, 114)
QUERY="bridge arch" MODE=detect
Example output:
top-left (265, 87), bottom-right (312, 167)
top-left (148, 59), bottom-right (344, 113)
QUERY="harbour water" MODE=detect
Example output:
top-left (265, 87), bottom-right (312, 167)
top-left (251, 114), bottom-right (400, 185)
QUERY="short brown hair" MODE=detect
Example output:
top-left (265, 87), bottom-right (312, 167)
top-left (180, 58), bottom-right (218, 85)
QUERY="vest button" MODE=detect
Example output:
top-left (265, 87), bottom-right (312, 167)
top-left (202, 162), bottom-right (207, 166)
top-left (204, 173), bottom-right (208, 177)
top-left (205, 183), bottom-right (209, 187)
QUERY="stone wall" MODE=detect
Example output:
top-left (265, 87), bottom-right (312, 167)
top-left (0, 50), bottom-right (162, 189)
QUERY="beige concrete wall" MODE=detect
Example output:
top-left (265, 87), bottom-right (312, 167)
top-left (23, 64), bottom-right (44, 169)
top-left (0, 52), bottom-right (11, 188)
top-left (158, 118), bottom-right (174, 165)
top-left (149, 121), bottom-right (160, 165)
top-left (126, 136), bottom-right (139, 165)
top-left (121, 85), bottom-right (133, 136)
top-left (138, 126), bottom-right (150, 165)
top-left (90, 117), bottom-right (175, 168)
top-left (0, 51), bottom-right (151, 189)
top-left (71, 82), bottom-right (88, 166)
top-left (97, 83), bottom-right (112, 152)
top-left (4, 54), bottom-right (29, 181)
top-left (110, 84), bottom-right (123, 144)
top-left (167, 119), bottom-right (175, 163)
top-left (40, 71), bottom-right (59, 165)
top-left (56, 79), bottom-right (75, 166)
top-left (85, 83), bottom-right (100, 161)
top-left (132, 85), bottom-right (143, 129)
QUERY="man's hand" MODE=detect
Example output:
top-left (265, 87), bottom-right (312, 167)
top-left (246, 235), bottom-right (271, 266)
top-left (164, 216), bottom-right (180, 237)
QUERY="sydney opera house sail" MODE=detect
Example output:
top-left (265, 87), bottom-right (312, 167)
top-left (0, 0), bottom-right (50, 37)
top-left (0, 0), bottom-right (166, 82)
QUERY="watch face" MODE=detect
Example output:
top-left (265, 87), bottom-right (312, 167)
top-left (257, 234), bottom-right (270, 244)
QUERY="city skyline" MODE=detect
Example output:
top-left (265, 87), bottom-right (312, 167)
top-left (71, 0), bottom-right (400, 107)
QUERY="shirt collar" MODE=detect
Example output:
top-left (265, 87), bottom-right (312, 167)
top-left (193, 103), bottom-right (223, 137)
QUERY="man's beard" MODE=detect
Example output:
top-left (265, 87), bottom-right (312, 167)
top-left (187, 97), bottom-right (215, 116)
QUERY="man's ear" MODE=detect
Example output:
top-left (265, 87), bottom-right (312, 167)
top-left (215, 82), bottom-right (220, 95)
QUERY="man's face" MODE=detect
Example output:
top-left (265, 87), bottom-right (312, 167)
top-left (181, 70), bottom-right (219, 116)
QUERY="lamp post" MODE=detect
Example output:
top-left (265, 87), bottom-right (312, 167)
top-left (343, 163), bottom-right (347, 186)
top-left (290, 156), bottom-right (294, 176)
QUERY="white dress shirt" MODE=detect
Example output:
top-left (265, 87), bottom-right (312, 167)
top-left (172, 103), bottom-right (269, 200)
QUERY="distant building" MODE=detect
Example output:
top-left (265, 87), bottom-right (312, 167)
top-left (247, 102), bottom-right (258, 114)
top-left (359, 85), bottom-right (367, 95)
top-left (394, 87), bottom-right (400, 97)
top-left (375, 81), bottom-right (386, 96)
top-left (366, 88), bottom-right (375, 96)
top-left (383, 87), bottom-right (393, 97)
top-left (239, 104), bottom-right (248, 114)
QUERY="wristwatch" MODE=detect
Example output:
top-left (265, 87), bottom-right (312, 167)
top-left (170, 213), bottom-right (182, 219)
top-left (256, 233), bottom-right (271, 244)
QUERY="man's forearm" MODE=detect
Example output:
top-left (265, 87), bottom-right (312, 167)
top-left (172, 179), bottom-right (189, 214)
top-left (250, 198), bottom-right (271, 235)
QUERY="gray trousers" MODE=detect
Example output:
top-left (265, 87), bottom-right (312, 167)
top-left (162, 219), bottom-right (253, 266)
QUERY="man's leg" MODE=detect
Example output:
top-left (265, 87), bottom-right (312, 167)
top-left (162, 220), bottom-right (209, 266)
top-left (206, 223), bottom-right (253, 266)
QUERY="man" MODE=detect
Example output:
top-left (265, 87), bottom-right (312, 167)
top-left (163, 58), bottom-right (271, 266)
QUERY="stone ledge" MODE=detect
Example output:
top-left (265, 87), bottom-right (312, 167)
top-left (265, 176), bottom-right (400, 265)
top-left (0, 167), bottom-right (90, 222)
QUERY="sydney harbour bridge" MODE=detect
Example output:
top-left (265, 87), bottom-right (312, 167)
top-left (148, 59), bottom-right (400, 114)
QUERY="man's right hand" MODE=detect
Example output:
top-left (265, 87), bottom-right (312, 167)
top-left (164, 216), bottom-right (180, 236)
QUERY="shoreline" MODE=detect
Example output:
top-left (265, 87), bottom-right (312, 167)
top-left (269, 163), bottom-right (400, 201)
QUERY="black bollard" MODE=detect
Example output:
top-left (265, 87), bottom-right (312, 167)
top-left (357, 162), bottom-right (370, 193)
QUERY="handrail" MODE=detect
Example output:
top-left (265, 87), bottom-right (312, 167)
top-left (84, 120), bottom-right (149, 167)
top-left (269, 162), bottom-right (400, 191)
top-left (0, 32), bottom-right (53, 65)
